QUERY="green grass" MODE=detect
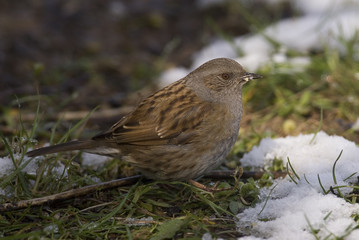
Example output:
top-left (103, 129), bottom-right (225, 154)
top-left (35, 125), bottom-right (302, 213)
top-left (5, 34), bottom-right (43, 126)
top-left (0, 109), bottom-right (261, 239)
top-left (1, 7), bottom-right (359, 239)
top-left (2, 44), bottom-right (359, 239)
top-left (0, 154), bottom-right (258, 239)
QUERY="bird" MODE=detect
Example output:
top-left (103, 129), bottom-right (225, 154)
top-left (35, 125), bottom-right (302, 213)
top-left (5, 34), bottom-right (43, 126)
top-left (27, 58), bottom-right (262, 181)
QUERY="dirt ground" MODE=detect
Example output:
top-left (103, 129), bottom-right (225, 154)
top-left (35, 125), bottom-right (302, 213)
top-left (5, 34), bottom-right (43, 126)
top-left (0, 0), bottom-right (289, 109)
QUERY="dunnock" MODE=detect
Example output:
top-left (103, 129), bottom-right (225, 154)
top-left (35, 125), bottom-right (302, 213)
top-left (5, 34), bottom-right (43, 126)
top-left (27, 58), bottom-right (262, 180)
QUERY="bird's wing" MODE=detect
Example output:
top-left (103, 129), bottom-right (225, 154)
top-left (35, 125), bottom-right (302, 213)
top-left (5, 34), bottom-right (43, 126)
top-left (93, 84), bottom-right (230, 146)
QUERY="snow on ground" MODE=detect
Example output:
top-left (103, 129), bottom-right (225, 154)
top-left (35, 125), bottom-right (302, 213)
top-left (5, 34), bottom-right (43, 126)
top-left (2, 1), bottom-right (359, 237)
top-left (0, 153), bottom-right (68, 197)
top-left (237, 131), bottom-right (359, 240)
top-left (0, 150), bottom-right (110, 197)
top-left (159, 0), bottom-right (359, 87)
top-left (0, 154), bottom-right (68, 180)
top-left (81, 152), bottom-right (111, 170)
top-left (352, 118), bottom-right (359, 131)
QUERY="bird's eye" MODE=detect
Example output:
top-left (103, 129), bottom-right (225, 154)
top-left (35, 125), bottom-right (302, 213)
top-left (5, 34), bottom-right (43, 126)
top-left (221, 73), bottom-right (231, 80)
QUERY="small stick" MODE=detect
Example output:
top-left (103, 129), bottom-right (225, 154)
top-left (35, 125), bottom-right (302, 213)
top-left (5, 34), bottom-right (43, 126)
top-left (0, 175), bottom-right (142, 212)
top-left (0, 171), bottom-right (286, 212)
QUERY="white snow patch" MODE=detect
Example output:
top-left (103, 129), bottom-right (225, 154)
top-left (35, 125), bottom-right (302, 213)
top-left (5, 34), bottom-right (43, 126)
top-left (237, 131), bottom-right (359, 239)
top-left (81, 152), bottom-right (111, 170)
top-left (160, 0), bottom-right (359, 85)
top-left (158, 67), bottom-right (189, 88)
top-left (0, 153), bottom-right (68, 197)
top-left (294, 0), bottom-right (359, 15)
top-left (0, 154), bottom-right (67, 179)
top-left (43, 223), bottom-right (59, 234)
top-left (352, 118), bottom-right (359, 131)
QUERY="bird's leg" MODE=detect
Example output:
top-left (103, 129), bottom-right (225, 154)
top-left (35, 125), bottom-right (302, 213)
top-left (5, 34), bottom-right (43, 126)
top-left (189, 168), bottom-right (244, 192)
top-left (188, 179), bottom-right (231, 192)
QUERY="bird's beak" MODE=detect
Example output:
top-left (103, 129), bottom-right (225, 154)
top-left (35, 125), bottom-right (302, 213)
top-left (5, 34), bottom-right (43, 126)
top-left (241, 72), bottom-right (263, 82)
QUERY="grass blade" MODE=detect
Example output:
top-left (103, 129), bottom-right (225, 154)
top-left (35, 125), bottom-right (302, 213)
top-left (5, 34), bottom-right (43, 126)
top-left (317, 174), bottom-right (329, 194)
top-left (332, 149), bottom-right (343, 185)
top-left (258, 183), bottom-right (277, 216)
top-left (286, 157), bottom-right (300, 184)
top-left (310, 108), bottom-right (323, 144)
top-left (58, 106), bottom-right (99, 144)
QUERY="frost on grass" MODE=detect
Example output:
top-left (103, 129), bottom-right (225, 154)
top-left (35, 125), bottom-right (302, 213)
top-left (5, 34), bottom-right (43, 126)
top-left (237, 131), bottom-right (359, 240)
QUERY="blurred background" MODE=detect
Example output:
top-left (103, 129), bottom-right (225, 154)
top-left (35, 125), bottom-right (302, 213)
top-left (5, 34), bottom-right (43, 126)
top-left (1, 0), bottom-right (276, 106)
top-left (1, 1), bottom-right (359, 238)
top-left (1, 0), bottom-right (358, 145)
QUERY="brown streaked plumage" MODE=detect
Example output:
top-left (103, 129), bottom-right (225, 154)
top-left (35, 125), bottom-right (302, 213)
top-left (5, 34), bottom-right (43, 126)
top-left (27, 58), bottom-right (262, 180)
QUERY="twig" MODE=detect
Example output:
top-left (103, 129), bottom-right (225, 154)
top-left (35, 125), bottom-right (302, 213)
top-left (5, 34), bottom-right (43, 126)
top-left (188, 179), bottom-right (230, 192)
top-left (0, 175), bottom-right (142, 212)
top-left (0, 170), bottom-right (287, 212)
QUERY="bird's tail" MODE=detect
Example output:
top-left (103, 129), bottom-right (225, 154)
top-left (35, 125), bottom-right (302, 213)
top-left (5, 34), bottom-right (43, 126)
top-left (26, 140), bottom-right (98, 157)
